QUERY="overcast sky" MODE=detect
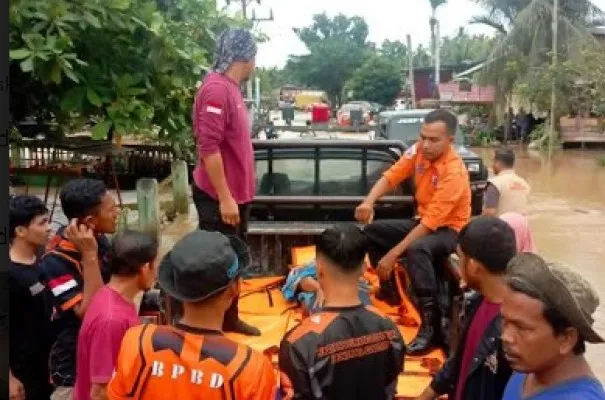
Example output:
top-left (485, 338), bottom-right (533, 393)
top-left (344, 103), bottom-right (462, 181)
top-left (219, 0), bottom-right (605, 68)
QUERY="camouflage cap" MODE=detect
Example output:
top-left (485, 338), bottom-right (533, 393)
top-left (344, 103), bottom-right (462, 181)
top-left (507, 252), bottom-right (604, 343)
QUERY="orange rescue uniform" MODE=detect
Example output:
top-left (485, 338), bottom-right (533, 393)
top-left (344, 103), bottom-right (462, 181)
top-left (107, 324), bottom-right (276, 400)
top-left (383, 143), bottom-right (471, 232)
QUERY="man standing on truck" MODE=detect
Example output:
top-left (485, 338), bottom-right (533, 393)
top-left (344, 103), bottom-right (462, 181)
top-left (483, 148), bottom-right (530, 216)
top-left (190, 27), bottom-right (260, 336)
top-left (355, 109), bottom-right (471, 355)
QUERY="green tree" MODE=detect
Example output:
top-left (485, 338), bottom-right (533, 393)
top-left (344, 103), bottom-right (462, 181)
top-left (346, 56), bottom-right (402, 105)
top-left (9, 0), bottom-right (240, 158)
top-left (285, 13), bottom-right (372, 106)
top-left (414, 44), bottom-right (432, 67)
top-left (255, 66), bottom-right (286, 98)
top-left (439, 27), bottom-right (494, 65)
top-left (472, 0), bottom-right (604, 129)
top-left (380, 39), bottom-right (409, 65)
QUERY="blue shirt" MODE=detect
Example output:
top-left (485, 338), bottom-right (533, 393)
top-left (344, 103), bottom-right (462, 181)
top-left (503, 372), bottom-right (605, 400)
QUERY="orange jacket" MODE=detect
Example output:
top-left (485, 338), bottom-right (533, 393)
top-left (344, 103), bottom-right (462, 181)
top-left (383, 143), bottom-right (471, 232)
top-left (107, 324), bottom-right (276, 400)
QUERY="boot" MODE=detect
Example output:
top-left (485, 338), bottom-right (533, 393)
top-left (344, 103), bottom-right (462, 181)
top-left (376, 274), bottom-right (401, 306)
top-left (407, 297), bottom-right (438, 355)
top-left (224, 318), bottom-right (261, 336)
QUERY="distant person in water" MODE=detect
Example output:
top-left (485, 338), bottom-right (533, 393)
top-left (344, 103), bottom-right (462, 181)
top-left (483, 148), bottom-right (530, 217)
top-left (499, 212), bottom-right (536, 253)
top-left (501, 253), bottom-right (605, 400)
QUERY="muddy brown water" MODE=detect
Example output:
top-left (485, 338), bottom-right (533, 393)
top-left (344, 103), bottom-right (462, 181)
top-left (475, 146), bottom-right (605, 379)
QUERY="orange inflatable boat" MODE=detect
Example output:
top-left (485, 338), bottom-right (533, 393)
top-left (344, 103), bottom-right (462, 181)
top-left (225, 245), bottom-right (446, 399)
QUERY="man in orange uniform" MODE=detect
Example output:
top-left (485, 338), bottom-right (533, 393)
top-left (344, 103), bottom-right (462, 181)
top-left (356, 109), bottom-right (471, 355)
top-left (107, 231), bottom-right (276, 400)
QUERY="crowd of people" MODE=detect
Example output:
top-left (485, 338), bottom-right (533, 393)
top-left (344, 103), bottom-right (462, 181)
top-left (7, 26), bottom-right (605, 400)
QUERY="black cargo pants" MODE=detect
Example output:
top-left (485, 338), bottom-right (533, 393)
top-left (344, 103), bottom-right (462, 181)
top-left (191, 184), bottom-right (251, 328)
top-left (363, 219), bottom-right (457, 298)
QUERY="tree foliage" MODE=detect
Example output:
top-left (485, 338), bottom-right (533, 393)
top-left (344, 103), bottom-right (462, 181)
top-left (516, 47), bottom-right (605, 116)
top-left (9, 0), bottom-right (242, 156)
top-left (345, 56), bottom-right (402, 105)
top-left (439, 28), bottom-right (494, 65)
top-left (473, 0), bottom-right (604, 120)
top-left (285, 13), bottom-right (372, 106)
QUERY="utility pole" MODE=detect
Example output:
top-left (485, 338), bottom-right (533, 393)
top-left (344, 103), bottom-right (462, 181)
top-left (549, 0), bottom-right (558, 159)
top-left (435, 20), bottom-right (441, 89)
top-left (226, 0), bottom-right (274, 22)
top-left (407, 34), bottom-right (417, 109)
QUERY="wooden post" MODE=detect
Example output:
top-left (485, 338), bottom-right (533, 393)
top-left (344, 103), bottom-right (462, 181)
top-left (407, 34), bottom-right (416, 109)
top-left (117, 207), bottom-right (129, 232)
top-left (171, 160), bottom-right (189, 215)
top-left (137, 178), bottom-right (160, 240)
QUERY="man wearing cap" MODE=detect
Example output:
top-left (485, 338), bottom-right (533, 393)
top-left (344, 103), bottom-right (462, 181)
top-left (501, 253), bottom-right (605, 400)
top-left (191, 27), bottom-right (259, 336)
top-left (107, 231), bottom-right (276, 400)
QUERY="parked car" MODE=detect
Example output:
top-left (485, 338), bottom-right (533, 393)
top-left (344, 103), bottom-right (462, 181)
top-left (337, 102), bottom-right (372, 126)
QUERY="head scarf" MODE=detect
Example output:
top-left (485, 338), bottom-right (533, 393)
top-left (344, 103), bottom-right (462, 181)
top-left (212, 28), bottom-right (257, 74)
top-left (499, 212), bottom-right (536, 253)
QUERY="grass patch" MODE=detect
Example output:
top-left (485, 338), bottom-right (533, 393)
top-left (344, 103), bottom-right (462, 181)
top-left (598, 156), bottom-right (605, 167)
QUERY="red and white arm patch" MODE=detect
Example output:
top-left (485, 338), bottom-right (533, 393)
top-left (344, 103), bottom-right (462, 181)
top-left (205, 100), bottom-right (223, 115)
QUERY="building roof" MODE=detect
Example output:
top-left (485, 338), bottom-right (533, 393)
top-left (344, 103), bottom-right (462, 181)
top-left (590, 26), bottom-right (605, 36)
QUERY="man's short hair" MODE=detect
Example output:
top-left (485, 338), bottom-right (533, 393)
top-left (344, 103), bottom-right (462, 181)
top-left (507, 278), bottom-right (586, 355)
top-left (316, 224), bottom-right (367, 274)
top-left (60, 178), bottom-right (108, 220)
top-left (495, 147), bottom-right (515, 168)
top-left (110, 230), bottom-right (158, 277)
top-left (458, 216), bottom-right (517, 274)
top-left (9, 195), bottom-right (48, 242)
top-left (424, 109), bottom-right (458, 135)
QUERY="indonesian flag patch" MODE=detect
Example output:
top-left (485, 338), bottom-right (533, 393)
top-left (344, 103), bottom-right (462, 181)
top-left (206, 102), bottom-right (223, 115)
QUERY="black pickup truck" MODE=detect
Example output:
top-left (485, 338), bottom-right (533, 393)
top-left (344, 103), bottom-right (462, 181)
top-left (142, 138), bottom-right (466, 375)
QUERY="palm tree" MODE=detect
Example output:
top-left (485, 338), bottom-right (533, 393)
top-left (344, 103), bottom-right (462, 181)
top-left (429, 0), bottom-right (447, 67)
top-left (471, 0), bottom-right (604, 139)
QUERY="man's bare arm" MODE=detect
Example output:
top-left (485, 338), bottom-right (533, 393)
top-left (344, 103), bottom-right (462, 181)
top-left (202, 153), bottom-right (233, 202)
top-left (482, 183), bottom-right (500, 216)
top-left (73, 252), bottom-right (103, 319)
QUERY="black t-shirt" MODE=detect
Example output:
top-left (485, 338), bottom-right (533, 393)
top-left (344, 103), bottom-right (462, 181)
top-left (9, 259), bottom-right (56, 396)
top-left (279, 304), bottom-right (406, 400)
top-left (39, 230), bottom-right (112, 387)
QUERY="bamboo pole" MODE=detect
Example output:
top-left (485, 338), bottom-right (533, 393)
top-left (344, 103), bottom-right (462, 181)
top-left (407, 34), bottom-right (417, 109)
top-left (136, 178), bottom-right (160, 241)
top-left (171, 160), bottom-right (189, 215)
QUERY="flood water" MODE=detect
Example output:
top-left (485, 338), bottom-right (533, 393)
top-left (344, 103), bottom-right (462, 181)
top-left (474, 146), bottom-right (605, 379)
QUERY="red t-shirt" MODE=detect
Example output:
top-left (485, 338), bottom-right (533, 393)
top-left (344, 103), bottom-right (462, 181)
top-left (74, 286), bottom-right (139, 400)
top-left (192, 72), bottom-right (255, 204)
top-left (454, 298), bottom-right (501, 400)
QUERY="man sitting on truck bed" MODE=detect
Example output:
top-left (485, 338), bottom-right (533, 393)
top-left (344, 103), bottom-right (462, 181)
top-left (355, 109), bottom-right (471, 355)
top-left (279, 224), bottom-right (405, 400)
